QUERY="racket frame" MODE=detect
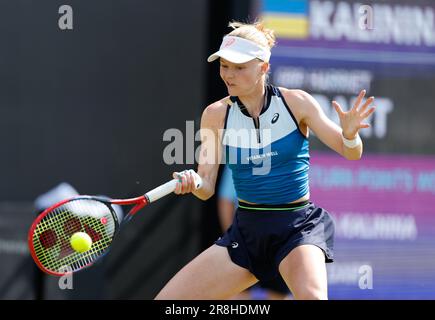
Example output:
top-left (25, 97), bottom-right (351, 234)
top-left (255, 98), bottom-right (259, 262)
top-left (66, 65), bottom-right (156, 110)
top-left (28, 195), bottom-right (148, 276)
top-left (28, 176), bottom-right (200, 276)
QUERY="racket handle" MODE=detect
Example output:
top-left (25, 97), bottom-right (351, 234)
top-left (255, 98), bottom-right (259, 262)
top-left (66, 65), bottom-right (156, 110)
top-left (145, 173), bottom-right (203, 203)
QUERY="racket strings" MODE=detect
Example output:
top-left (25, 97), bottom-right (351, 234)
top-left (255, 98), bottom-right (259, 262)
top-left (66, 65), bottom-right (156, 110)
top-left (32, 199), bottom-right (116, 274)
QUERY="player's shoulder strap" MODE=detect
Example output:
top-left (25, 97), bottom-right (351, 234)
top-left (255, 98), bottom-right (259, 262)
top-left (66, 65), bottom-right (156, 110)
top-left (223, 96), bottom-right (232, 106)
top-left (275, 86), bottom-right (308, 139)
top-left (223, 97), bottom-right (232, 130)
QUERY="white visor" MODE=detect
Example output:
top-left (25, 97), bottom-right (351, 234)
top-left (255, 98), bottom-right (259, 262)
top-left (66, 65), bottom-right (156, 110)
top-left (207, 36), bottom-right (271, 64)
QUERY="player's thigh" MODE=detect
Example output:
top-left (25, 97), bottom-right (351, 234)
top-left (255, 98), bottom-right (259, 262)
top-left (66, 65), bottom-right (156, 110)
top-left (278, 244), bottom-right (328, 300)
top-left (155, 244), bottom-right (258, 300)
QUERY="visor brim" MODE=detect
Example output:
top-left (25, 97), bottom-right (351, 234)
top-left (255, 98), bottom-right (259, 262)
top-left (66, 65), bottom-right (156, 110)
top-left (207, 50), bottom-right (256, 64)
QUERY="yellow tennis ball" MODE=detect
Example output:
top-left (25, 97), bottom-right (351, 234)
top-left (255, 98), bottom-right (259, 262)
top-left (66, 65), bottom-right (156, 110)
top-left (70, 232), bottom-right (93, 253)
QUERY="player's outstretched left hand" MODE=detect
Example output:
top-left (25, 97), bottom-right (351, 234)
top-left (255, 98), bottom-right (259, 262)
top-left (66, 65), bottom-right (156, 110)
top-left (332, 89), bottom-right (376, 139)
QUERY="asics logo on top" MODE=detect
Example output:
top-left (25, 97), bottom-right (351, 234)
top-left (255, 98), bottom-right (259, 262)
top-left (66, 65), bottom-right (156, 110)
top-left (271, 113), bottom-right (280, 124)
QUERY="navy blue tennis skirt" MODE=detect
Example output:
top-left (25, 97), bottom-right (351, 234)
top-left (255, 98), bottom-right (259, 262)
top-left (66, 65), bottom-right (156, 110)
top-left (215, 200), bottom-right (335, 282)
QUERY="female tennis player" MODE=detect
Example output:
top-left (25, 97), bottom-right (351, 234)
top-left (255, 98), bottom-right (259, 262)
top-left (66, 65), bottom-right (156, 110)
top-left (155, 21), bottom-right (375, 300)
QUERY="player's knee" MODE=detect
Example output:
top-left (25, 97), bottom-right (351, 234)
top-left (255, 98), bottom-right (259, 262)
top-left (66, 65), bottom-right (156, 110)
top-left (154, 286), bottom-right (177, 300)
top-left (294, 287), bottom-right (327, 300)
top-left (154, 290), bottom-right (167, 300)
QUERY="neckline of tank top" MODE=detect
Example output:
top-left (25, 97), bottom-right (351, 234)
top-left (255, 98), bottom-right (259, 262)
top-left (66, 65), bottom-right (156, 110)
top-left (229, 85), bottom-right (274, 119)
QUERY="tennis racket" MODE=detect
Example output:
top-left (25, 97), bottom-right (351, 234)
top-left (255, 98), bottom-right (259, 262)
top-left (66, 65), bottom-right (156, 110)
top-left (28, 171), bottom-right (202, 276)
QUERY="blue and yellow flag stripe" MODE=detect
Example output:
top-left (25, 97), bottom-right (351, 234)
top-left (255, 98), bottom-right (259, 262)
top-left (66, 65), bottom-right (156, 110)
top-left (262, 0), bottom-right (308, 15)
top-left (261, 0), bottom-right (309, 39)
top-left (262, 14), bottom-right (308, 39)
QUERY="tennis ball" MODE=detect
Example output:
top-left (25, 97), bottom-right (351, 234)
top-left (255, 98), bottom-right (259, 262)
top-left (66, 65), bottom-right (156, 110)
top-left (70, 232), bottom-right (93, 253)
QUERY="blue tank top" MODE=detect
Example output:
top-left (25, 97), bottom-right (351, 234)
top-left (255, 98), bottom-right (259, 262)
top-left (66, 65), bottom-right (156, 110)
top-left (222, 85), bottom-right (309, 205)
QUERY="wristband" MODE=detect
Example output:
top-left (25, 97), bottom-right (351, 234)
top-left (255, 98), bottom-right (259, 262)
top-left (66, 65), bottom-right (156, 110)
top-left (342, 134), bottom-right (362, 148)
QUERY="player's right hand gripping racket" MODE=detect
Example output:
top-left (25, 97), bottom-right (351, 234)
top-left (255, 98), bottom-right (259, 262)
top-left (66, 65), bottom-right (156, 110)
top-left (28, 171), bottom-right (202, 276)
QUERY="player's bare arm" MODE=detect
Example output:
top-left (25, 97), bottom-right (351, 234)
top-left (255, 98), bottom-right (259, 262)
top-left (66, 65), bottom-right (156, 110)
top-left (280, 88), bottom-right (375, 160)
top-left (173, 98), bottom-right (228, 200)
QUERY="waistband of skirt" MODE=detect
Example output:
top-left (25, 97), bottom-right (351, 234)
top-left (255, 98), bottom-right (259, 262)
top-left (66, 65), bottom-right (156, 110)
top-left (237, 200), bottom-right (311, 211)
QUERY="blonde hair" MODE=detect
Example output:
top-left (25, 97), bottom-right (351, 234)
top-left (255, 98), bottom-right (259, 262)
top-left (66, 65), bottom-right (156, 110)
top-left (227, 21), bottom-right (276, 51)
